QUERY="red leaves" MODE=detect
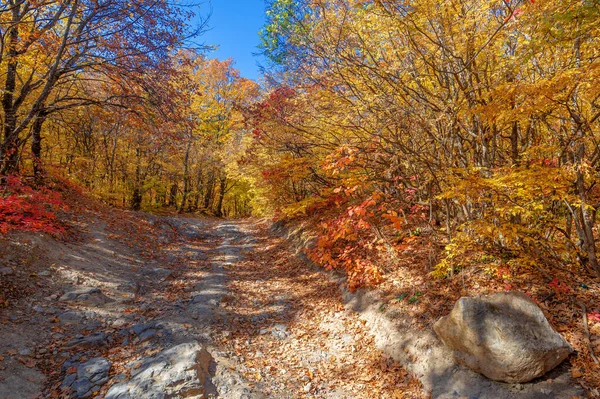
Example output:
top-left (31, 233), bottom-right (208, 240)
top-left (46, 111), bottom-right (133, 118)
top-left (548, 278), bottom-right (572, 294)
top-left (0, 175), bottom-right (66, 235)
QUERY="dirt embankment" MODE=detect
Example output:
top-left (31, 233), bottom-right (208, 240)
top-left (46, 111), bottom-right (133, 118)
top-left (272, 220), bottom-right (586, 399)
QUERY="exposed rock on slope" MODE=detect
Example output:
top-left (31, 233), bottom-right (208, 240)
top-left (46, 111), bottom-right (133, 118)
top-left (434, 291), bottom-right (572, 383)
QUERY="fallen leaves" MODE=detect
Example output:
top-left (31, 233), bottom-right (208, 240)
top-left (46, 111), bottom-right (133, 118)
top-left (217, 221), bottom-right (426, 398)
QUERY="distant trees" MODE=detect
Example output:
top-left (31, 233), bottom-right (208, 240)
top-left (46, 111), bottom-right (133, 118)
top-left (0, 0), bottom-right (193, 178)
top-left (1, 0), bottom-right (263, 216)
top-left (38, 53), bottom-right (259, 215)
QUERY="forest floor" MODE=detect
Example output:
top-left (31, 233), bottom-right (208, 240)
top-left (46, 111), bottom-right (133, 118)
top-left (0, 189), bottom-right (591, 398)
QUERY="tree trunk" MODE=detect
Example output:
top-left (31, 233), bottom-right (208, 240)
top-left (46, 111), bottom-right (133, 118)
top-left (32, 112), bottom-right (48, 184)
top-left (203, 174), bottom-right (215, 212)
top-left (131, 147), bottom-right (142, 210)
top-left (169, 184), bottom-right (178, 207)
top-left (216, 176), bottom-right (227, 217)
top-left (131, 187), bottom-right (142, 211)
top-left (0, 4), bottom-right (21, 175)
top-left (178, 137), bottom-right (192, 213)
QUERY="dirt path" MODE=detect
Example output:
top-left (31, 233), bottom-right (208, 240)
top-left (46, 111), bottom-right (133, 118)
top-left (0, 214), bottom-right (583, 399)
top-left (0, 213), bottom-right (420, 399)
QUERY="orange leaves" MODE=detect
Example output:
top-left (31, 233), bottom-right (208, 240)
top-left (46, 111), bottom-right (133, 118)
top-left (383, 211), bottom-right (403, 230)
top-left (307, 193), bottom-right (387, 290)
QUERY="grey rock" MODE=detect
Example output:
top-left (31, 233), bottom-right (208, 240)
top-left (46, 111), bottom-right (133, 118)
top-left (60, 287), bottom-right (110, 305)
top-left (38, 270), bottom-right (51, 277)
top-left (138, 329), bottom-right (156, 342)
top-left (32, 305), bottom-right (58, 314)
top-left (0, 267), bottom-right (14, 276)
top-left (128, 321), bottom-right (161, 338)
top-left (105, 342), bottom-right (216, 399)
top-left (71, 378), bottom-right (93, 398)
top-left (149, 268), bottom-right (173, 280)
top-left (62, 357), bottom-right (110, 398)
top-left (19, 348), bottom-right (32, 356)
top-left (77, 357), bottom-right (111, 381)
top-left (58, 311), bottom-right (86, 325)
top-left (433, 291), bottom-right (573, 383)
top-left (65, 332), bottom-right (108, 350)
top-left (62, 373), bottom-right (77, 388)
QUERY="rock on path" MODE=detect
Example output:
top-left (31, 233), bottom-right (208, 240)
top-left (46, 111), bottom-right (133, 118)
top-left (61, 357), bottom-right (111, 399)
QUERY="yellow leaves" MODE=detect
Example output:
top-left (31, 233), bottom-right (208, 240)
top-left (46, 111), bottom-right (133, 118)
top-left (435, 162), bottom-right (584, 278)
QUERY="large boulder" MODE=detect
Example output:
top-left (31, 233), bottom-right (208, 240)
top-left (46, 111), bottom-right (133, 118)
top-left (433, 291), bottom-right (572, 383)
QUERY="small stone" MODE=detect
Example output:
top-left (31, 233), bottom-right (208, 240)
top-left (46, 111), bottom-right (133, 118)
top-left (61, 373), bottom-right (77, 388)
top-left (132, 322), bottom-right (152, 335)
top-left (271, 324), bottom-right (289, 340)
top-left (38, 348), bottom-right (48, 355)
top-left (150, 268), bottom-right (173, 280)
top-left (77, 357), bottom-right (111, 380)
top-left (19, 348), bottom-right (32, 356)
top-left (304, 382), bottom-right (312, 392)
top-left (60, 287), bottom-right (110, 305)
top-left (66, 333), bottom-right (108, 350)
top-left (38, 270), bottom-right (51, 277)
top-left (112, 318), bottom-right (128, 328)
top-left (0, 267), bottom-right (14, 276)
top-left (207, 298), bottom-right (219, 307)
top-left (138, 329), bottom-right (156, 342)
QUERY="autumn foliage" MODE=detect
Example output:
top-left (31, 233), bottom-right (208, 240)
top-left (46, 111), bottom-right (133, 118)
top-left (0, 176), bottom-right (66, 235)
top-left (243, 0), bottom-right (600, 289)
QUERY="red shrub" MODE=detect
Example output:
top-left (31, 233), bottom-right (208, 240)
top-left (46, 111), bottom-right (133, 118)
top-left (0, 176), bottom-right (67, 235)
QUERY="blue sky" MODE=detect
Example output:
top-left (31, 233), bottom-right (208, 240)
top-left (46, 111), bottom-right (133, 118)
top-left (195, 0), bottom-right (267, 81)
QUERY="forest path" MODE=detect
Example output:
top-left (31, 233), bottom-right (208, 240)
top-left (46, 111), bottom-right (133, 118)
top-left (1, 212), bottom-right (586, 399)
top-left (1, 214), bottom-right (419, 399)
